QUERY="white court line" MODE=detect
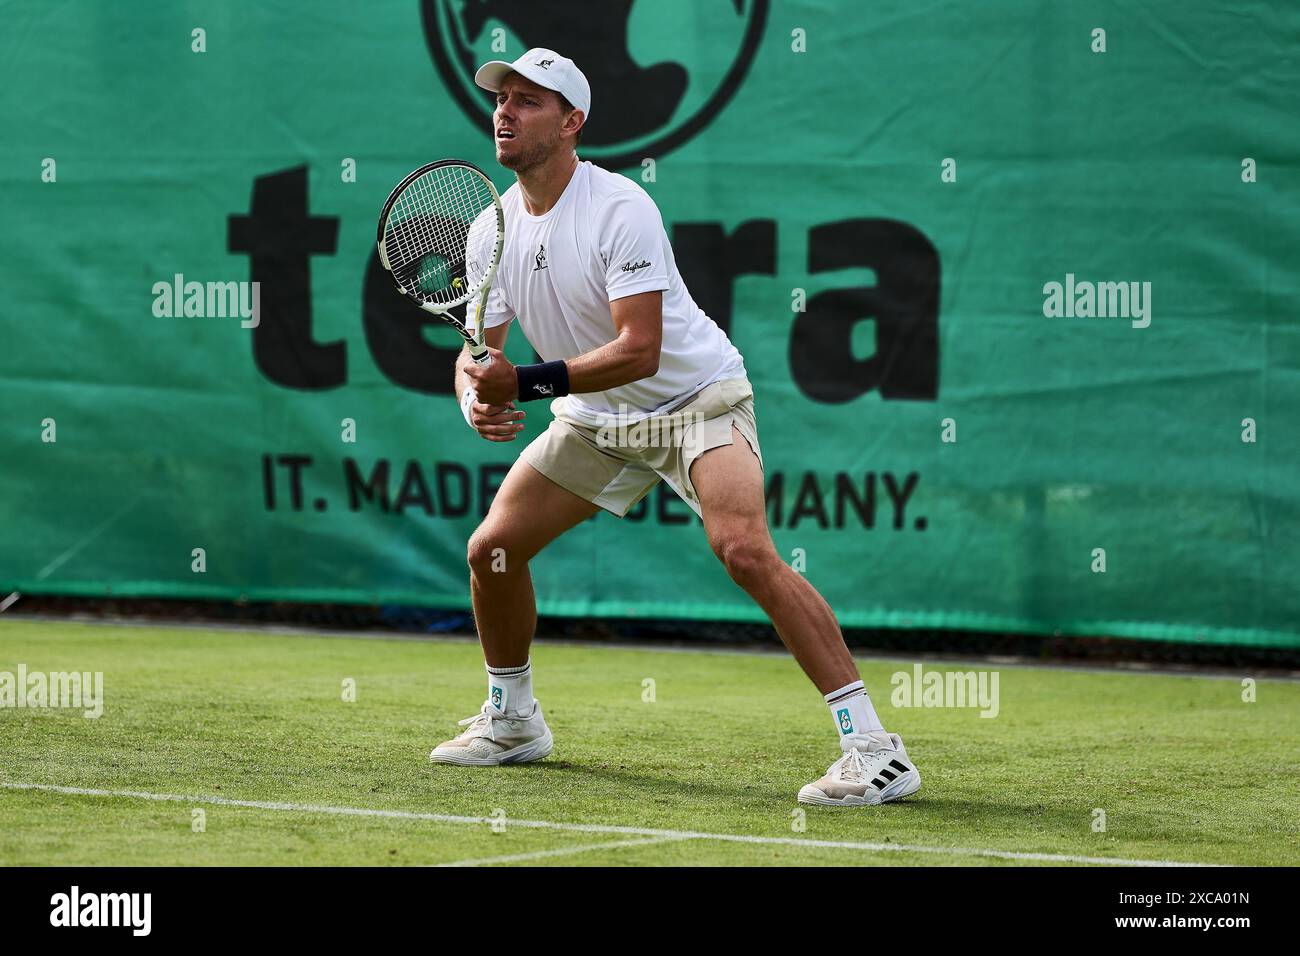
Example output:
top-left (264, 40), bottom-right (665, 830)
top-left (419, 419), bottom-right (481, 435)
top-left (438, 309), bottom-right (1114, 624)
top-left (435, 835), bottom-right (690, 867)
top-left (0, 781), bottom-right (1220, 867)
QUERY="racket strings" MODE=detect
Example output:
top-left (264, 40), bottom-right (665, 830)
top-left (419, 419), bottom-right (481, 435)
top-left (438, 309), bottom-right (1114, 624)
top-left (383, 166), bottom-right (499, 306)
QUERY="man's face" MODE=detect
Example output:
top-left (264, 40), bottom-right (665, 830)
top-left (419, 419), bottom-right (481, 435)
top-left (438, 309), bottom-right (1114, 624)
top-left (493, 74), bottom-right (571, 173)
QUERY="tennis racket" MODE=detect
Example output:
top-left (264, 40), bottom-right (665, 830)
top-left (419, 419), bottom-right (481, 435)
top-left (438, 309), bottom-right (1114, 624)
top-left (376, 159), bottom-right (505, 367)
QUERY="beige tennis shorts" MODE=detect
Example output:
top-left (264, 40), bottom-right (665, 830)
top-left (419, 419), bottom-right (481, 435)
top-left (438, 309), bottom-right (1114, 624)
top-left (519, 377), bottom-right (763, 518)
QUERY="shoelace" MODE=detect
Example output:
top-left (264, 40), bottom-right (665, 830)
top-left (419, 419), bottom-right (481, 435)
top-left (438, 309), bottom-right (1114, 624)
top-left (833, 747), bottom-right (873, 783)
top-left (834, 740), bottom-right (903, 783)
top-left (457, 703), bottom-right (513, 743)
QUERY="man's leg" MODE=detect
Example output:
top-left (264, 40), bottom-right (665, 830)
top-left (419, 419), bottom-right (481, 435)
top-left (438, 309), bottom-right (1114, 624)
top-left (431, 457), bottom-right (600, 765)
top-left (467, 456), bottom-right (601, 668)
top-left (689, 426), bottom-right (921, 806)
top-left (688, 425), bottom-right (857, 693)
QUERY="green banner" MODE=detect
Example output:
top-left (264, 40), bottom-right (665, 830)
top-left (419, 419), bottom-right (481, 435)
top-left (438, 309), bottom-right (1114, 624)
top-left (2, 1), bottom-right (1298, 647)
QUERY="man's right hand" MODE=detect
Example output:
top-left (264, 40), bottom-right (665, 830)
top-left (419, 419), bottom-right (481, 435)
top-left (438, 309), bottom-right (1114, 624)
top-left (471, 400), bottom-right (526, 442)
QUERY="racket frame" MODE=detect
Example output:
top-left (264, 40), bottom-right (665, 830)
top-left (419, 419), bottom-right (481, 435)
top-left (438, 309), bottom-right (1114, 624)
top-left (376, 159), bottom-right (504, 367)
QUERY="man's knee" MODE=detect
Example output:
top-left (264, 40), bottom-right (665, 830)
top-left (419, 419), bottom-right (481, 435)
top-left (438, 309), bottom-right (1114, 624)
top-left (467, 527), bottom-right (518, 577)
top-left (710, 530), bottom-right (777, 587)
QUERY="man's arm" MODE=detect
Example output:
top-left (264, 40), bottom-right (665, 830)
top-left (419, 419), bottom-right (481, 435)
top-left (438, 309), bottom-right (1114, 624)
top-left (465, 290), bottom-right (663, 404)
top-left (563, 290), bottom-right (661, 392)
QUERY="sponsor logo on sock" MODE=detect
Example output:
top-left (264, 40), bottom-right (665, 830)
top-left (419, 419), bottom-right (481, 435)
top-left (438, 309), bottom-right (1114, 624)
top-left (836, 707), bottom-right (853, 734)
top-left (490, 685), bottom-right (503, 709)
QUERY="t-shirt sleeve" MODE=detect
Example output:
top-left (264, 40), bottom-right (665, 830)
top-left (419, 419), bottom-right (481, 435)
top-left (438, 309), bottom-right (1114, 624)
top-left (595, 190), bottom-right (671, 302)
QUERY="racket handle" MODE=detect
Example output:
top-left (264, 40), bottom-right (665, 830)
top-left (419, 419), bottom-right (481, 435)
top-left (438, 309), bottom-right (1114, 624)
top-left (469, 287), bottom-right (494, 367)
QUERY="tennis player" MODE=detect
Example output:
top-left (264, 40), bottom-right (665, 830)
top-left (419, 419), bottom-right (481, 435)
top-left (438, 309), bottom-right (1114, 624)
top-left (431, 48), bottom-right (921, 807)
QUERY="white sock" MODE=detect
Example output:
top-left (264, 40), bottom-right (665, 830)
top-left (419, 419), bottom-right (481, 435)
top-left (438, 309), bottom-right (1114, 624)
top-left (824, 679), bottom-right (884, 738)
top-left (486, 659), bottom-right (533, 717)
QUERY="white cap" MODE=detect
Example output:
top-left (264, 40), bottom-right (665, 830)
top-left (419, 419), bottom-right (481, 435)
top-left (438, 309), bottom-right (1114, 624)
top-left (474, 47), bottom-right (591, 121)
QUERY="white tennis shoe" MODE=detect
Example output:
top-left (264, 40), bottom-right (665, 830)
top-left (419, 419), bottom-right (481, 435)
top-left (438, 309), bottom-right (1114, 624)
top-left (798, 730), bottom-right (921, 806)
top-left (429, 699), bottom-right (554, 766)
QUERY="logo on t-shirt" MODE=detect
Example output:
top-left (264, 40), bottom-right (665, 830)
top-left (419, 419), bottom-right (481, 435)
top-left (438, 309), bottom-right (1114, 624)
top-left (533, 244), bottom-right (548, 271)
top-left (621, 259), bottom-right (651, 274)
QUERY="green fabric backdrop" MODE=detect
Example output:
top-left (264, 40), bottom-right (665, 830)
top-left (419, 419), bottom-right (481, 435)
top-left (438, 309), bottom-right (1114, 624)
top-left (2, 1), bottom-right (1297, 647)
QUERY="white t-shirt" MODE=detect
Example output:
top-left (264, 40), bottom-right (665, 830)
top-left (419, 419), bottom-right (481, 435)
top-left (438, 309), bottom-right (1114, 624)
top-left (467, 160), bottom-right (745, 427)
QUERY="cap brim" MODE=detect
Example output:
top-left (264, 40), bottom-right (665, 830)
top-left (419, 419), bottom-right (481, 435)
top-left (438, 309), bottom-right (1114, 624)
top-left (473, 61), bottom-right (516, 93)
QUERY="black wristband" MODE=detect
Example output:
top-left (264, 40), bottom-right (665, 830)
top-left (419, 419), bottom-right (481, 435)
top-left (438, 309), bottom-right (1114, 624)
top-left (515, 360), bottom-right (570, 402)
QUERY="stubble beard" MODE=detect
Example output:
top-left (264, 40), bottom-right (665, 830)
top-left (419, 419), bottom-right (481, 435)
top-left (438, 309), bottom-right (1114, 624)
top-left (498, 129), bottom-right (562, 175)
